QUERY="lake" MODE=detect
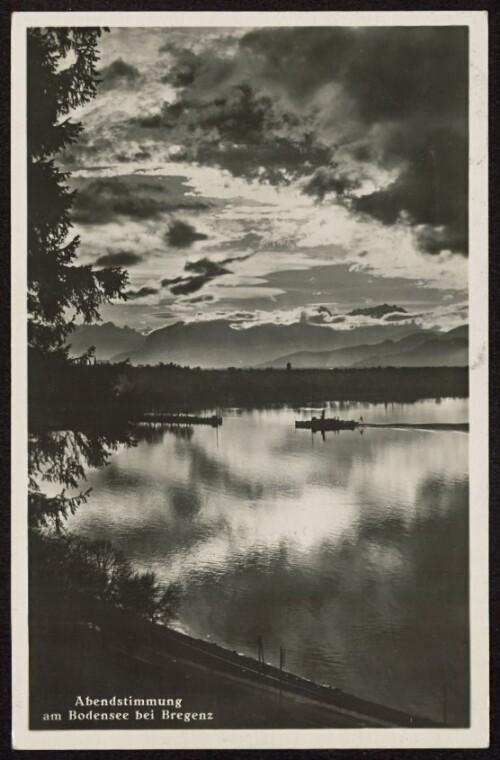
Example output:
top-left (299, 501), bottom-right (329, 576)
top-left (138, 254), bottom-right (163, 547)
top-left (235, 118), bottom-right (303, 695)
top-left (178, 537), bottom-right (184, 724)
top-left (67, 398), bottom-right (469, 725)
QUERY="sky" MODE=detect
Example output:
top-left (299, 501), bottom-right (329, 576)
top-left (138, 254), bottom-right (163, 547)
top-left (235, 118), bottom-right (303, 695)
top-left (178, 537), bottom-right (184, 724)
top-left (61, 25), bottom-right (469, 333)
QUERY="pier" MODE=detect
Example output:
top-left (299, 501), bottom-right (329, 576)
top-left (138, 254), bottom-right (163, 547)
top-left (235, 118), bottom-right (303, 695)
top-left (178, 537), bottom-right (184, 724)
top-left (129, 413), bottom-right (223, 427)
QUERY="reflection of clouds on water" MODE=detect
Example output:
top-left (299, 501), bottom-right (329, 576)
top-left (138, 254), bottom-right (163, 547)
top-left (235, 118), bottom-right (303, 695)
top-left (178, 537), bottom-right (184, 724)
top-left (72, 403), bottom-right (468, 582)
top-left (67, 400), bottom-right (468, 724)
top-left (175, 480), bottom-right (468, 724)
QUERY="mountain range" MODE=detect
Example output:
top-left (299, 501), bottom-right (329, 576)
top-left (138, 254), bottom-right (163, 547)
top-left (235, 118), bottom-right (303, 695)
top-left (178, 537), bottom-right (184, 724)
top-left (260, 325), bottom-right (468, 368)
top-left (66, 315), bottom-right (468, 369)
top-left (66, 322), bottom-right (145, 361)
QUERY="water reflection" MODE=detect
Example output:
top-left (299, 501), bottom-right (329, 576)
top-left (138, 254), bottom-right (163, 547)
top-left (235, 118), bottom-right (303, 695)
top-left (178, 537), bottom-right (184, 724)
top-left (67, 399), bottom-right (469, 724)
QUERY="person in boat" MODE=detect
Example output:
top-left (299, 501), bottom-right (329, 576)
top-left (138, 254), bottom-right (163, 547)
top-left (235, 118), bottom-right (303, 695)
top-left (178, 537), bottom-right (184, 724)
top-left (321, 409), bottom-right (326, 420)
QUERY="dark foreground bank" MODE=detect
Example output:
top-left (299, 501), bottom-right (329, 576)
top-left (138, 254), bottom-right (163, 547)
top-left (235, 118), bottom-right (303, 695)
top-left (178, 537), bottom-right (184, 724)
top-left (29, 356), bottom-right (468, 428)
top-left (29, 533), bottom-right (442, 730)
top-left (30, 595), bottom-right (440, 730)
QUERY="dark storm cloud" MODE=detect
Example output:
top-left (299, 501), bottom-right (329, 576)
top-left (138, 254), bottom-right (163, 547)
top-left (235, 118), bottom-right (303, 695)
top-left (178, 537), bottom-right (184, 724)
top-left (347, 304), bottom-right (407, 318)
top-left (136, 82), bottom-right (330, 184)
top-left (125, 286), bottom-right (159, 299)
top-left (307, 313), bottom-right (346, 325)
top-left (229, 311), bottom-right (255, 321)
top-left (350, 128), bottom-right (468, 256)
top-left (159, 47), bottom-right (232, 88)
top-left (186, 294), bottom-right (215, 304)
top-left (99, 58), bottom-right (141, 90)
top-left (95, 250), bottom-right (144, 267)
top-left (71, 177), bottom-right (210, 225)
top-left (185, 257), bottom-right (230, 277)
top-left (383, 312), bottom-right (424, 322)
top-left (162, 252), bottom-right (253, 296)
top-left (241, 26), bottom-right (469, 255)
top-left (303, 167), bottom-right (361, 201)
top-left (317, 306), bottom-right (333, 317)
top-left (150, 311), bottom-right (178, 318)
top-left (169, 276), bottom-right (213, 296)
top-left (143, 26), bottom-right (468, 255)
top-left (239, 27), bottom-right (467, 113)
top-left (165, 220), bottom-right (209, 248)
top-left (72, 178), bottom-right (168, 224)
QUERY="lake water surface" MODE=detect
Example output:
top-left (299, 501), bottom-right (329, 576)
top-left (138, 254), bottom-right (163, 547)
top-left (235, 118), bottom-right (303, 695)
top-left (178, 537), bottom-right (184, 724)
top-left (67, 398), bottom-right (469, 725)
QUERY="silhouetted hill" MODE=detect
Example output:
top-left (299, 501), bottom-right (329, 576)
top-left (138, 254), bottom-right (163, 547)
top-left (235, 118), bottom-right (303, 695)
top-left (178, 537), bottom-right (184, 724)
top-left (66, 322), bottom-right (145, 361)
top-left (261, 326), bottom-right (468, 369)
top-left (353, 336), bottom-right (468, 367)
top-left (68, 318), bottom-right (468, 369)
top-left (111, 319), bottom-right (422, 368)
top-left (444, 324), bottom-right (468, 340)
top-left (260, 331), bottom-right (438, 369)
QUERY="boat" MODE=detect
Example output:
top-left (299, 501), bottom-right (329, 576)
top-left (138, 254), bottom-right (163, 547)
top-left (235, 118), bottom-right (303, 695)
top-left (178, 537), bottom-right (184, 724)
top-left (295, 417), bottom-right (359, 431)
top-left (129, 413), bottom-right (223, 427)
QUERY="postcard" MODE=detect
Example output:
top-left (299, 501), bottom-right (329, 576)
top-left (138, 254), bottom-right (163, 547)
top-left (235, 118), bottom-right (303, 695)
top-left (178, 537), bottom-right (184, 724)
top-left (11, 9), bottom-right (489, 750)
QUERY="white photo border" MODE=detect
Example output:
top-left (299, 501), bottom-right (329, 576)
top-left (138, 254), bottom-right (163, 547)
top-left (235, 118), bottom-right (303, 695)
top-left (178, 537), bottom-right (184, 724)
top-left (11, 9), bottom-right (489, 750)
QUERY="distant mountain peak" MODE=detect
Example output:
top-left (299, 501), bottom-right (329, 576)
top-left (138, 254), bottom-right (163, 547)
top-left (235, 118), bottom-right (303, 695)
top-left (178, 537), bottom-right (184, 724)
top-left (66, 321), bottom-right (145, 361)
top-left (347, 303), bottom-right (407, 318)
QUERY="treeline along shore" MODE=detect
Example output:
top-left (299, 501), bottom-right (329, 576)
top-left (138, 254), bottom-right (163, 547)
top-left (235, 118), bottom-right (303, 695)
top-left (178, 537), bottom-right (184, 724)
top-left (29, 358), bottom-right (469, 428)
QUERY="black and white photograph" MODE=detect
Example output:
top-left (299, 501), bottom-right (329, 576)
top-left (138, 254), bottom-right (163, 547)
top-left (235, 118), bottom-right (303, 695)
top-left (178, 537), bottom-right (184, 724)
top-left (11, 9), bottom-right (489, 751)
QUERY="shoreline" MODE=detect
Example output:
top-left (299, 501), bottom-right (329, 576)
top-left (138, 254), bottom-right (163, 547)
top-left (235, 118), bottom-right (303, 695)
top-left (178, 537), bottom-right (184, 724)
top-left (28, 365), bottom-right (469, 432)
top-left (30, 596), bottom-right (443, 730)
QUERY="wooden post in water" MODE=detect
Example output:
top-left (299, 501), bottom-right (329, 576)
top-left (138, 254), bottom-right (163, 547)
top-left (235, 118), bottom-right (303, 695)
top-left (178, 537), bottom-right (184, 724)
top-left (258, 636), bottom-right (265, 665)
top-left (279, 646), bottom-right (285, 672)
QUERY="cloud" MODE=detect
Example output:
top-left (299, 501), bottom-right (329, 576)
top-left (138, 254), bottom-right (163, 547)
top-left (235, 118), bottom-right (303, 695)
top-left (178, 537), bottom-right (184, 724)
top-left (71, 176), bottom-right (211, 225)
top-left (99, 58), bottom-right (141, 90)
top-left (185, 257), bottom-right (230, 277)
top-left (166, 220), bottom-right (209, 248)
top-left (347, 304), bottom-right (407, 319)
top-left (186, 294), bottom-right (215, 304)
top-left (162, 252), bottom-right (254, 296)
top-left (135, 81), bottom-right (330, 184)
top-left (125, 286), bottom-right (159, 299)
top-left (72, 177), bottom-right (169, 224)
top-left (303, 167), bottom-right (361, 201)
top-left (317, 305), bottom-right (333, 317)
top-left (241, 27), bottom-right (468, 255)
top-left (136, 27), bottom-right (467, 255)
top-left (307, 313), bottom-right (346, 325)
top-left (383, 312), bottom-right (424, 322)
top-left (169, 276), bottom-right (212, 296)
top-left (150, 310), bottom-right (179, 318)
top-left (215, 232), bottom-right (264, 252)
top-left (95, 250), bottom-right (143, 267)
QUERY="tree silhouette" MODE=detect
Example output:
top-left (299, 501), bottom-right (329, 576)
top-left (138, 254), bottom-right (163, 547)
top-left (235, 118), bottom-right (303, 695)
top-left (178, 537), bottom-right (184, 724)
top-left (28, 428), bottom-right (135, 531)
top-left (31, 533), bottom-right (181, 625)
top-left (27, 28), bottom-right (128, 356)
top-left (27, 32), bottom-right (183, 662)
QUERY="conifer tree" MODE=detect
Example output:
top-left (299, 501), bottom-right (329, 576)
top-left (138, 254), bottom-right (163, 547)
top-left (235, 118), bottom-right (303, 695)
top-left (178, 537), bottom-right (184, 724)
top-left (27, 28), bottom-right (128, 356)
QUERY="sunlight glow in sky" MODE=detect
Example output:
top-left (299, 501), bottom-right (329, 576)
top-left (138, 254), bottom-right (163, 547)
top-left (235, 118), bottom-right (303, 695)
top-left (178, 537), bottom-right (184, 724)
top-left (61, 26), bottom-right (469, 333)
